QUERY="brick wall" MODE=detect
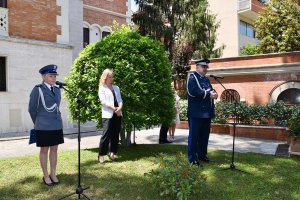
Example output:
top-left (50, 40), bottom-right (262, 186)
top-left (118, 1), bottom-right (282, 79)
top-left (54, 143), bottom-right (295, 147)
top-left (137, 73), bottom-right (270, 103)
top-left (190, 52), bottom-right (300, 104)
top-left (211, 73), bottom-right (300, 104)
top-left (84, 8), bottom-right (126, 27)
top-left (84, 0), bottom-right (127, 14)
top-left (83, 0), bottom-right (127, 27)
top-left (8, 0), bottom-right (61, 42)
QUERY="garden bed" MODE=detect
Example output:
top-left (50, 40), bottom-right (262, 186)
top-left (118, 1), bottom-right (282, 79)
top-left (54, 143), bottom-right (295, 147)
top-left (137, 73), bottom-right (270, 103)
top-left (177, 121), bottom-right (287, 141)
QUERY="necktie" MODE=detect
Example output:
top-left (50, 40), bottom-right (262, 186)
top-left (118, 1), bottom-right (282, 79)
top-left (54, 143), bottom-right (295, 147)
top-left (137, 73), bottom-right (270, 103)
top-left (51, 86), bottom-right (55, 96)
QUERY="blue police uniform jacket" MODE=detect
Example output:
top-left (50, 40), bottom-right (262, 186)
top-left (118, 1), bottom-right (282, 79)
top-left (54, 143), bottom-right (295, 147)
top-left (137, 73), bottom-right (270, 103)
top-left (187, 71), bottom-right (215, 118)
top-left (28, 83), bottom-right (63, 130)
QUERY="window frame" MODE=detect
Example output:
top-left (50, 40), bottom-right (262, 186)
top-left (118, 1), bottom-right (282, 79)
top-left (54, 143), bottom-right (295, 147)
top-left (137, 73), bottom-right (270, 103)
top-left (221, 89), bottom-right (240, 103)
top-left (0, 56), bottom-right (7, 92)
top-left (240, 20), bottom-right (255, 38)
top-left (83, 27), bottom-right (90, 48)
top-left (0, 0), bottom-right (7, 8)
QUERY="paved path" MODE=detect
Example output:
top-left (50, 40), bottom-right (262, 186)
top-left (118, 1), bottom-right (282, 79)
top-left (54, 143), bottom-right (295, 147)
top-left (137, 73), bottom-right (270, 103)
top-left (0, 128), bottom-right (284, 159)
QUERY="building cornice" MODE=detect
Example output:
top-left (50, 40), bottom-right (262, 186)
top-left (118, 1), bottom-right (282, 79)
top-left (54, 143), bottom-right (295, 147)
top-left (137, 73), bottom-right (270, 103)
top-left (206, 62), bottom-right (300, 76)
top-left (0, 36), bottom-right (72, 49)
top-left (83, 4), bottom-right (130, 19)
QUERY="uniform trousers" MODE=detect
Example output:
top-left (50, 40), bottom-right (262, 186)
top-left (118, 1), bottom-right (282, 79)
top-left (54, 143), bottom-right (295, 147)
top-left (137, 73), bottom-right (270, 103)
top-left (188, 118), bottom-right (211, 162)
top-left (99, 114), bottom-right (122, 156)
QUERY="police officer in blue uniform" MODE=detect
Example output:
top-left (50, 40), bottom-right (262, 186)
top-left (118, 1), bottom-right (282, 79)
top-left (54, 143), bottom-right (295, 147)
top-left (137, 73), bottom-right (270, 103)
top-left (28, 64), bottom-right (64, 186)
top-left (187, 58), bottom-right (218, 166)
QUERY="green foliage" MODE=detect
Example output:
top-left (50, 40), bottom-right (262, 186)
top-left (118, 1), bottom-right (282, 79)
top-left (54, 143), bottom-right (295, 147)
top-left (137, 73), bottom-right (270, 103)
top-left (254, 0), bottom-right (300, 53)
top-left (212, 101), bottom-right (296, 126)
top-left (65, 27), bottom-right (175, 135)
top-left (213, 101), bottom-right (231, 124)
top-left (265, 101), bottom-right (293, 126)
top-left (287, 106), bottom-right (300, 136)
top-left (132, 0), bottom-right (223, 80)
top-left (145, 152), bottom-right (206, 200)
top-left (240, 44), bottom-right (261, 56)
top-left (179, 99), bottom-right (188, 121)
top-left (172, 41), bottom-right (193, 79)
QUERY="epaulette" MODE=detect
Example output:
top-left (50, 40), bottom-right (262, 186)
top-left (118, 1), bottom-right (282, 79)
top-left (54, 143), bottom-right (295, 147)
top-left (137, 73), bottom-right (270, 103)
top-left (35, 84), bottom-right (43, 87)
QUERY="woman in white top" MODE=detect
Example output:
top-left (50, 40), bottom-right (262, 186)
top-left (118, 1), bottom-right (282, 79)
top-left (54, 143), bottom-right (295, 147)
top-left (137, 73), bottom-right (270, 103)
top-left (98, 69), bottom-right (123, 164)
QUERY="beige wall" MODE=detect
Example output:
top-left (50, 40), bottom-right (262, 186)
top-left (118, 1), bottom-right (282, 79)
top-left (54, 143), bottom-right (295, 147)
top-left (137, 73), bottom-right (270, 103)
top-left (208, 0), bottom-right (240, 58)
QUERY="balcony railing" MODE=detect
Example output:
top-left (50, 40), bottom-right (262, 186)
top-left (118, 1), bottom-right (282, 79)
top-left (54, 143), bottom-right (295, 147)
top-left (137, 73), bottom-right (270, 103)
top-left (239, 0), bottom-right (250, 11)
top-left (0, 7), bottom-right (8, 36)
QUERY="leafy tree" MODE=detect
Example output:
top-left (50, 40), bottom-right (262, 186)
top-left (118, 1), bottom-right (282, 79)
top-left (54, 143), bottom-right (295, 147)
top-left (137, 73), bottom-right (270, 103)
top-left (240, 44), bottom-right (261, 56)
top-left (132, 0), bottom-right (223, 79)
top-left (254, 0), bottom-right (300, 53)
top-left (65, 26), bottom-right (175, 146)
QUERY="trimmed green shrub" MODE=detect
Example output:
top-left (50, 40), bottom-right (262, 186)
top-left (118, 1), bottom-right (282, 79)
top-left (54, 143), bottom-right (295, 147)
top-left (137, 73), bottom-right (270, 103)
top-left (213, 101), bottom-right (231, 124)
top-left (65, 26), bottom-right (175, 144)
top-left (287, 106), bottom-right (300, 136)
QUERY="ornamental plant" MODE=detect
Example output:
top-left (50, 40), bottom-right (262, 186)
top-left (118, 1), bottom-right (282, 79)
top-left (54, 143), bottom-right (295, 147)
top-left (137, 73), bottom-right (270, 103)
top-left (145, 152), bottom-right (206, 200)
top-left (287, 106), bottom-right (300, 136)
top-left (65, 26), bottom-right (175, 145)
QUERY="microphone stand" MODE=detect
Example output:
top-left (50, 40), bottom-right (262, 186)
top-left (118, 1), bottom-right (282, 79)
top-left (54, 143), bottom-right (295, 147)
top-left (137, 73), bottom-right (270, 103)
top-left (58, 85), bottom-right (95, 200)
top-left (211, 76), bottom-right (250, 174)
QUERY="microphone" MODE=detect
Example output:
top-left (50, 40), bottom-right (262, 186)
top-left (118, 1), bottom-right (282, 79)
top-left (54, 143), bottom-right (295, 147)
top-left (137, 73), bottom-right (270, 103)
top-left (55, 81), bottom-right (67, 87)
top-left (210, 74), bottom-right (224, 79)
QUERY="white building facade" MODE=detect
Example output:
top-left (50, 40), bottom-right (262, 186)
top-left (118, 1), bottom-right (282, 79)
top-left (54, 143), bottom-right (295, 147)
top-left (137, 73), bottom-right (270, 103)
top-left (0, 0), bottom-right (131, 136)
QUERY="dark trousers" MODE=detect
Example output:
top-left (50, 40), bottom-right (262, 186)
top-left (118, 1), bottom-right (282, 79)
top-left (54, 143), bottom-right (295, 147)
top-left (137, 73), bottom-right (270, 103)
top-left (159, 124), bottom-right (169, 142)
top-left (188, 118), bottom-right (211, 162)
top-left (99, 114), bottom-right (122, 156)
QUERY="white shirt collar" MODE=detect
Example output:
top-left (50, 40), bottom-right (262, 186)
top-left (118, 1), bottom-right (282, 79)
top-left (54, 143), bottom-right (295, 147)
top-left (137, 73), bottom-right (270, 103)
top-left (43, 82), bottom-right (52, 90)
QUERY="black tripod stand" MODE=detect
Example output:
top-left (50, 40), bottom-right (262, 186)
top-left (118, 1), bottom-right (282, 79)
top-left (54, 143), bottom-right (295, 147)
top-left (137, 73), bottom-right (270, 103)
top-left (211, 76), bottom-right (250, 174)
top-left (58, 85), bottom-right (94, 199)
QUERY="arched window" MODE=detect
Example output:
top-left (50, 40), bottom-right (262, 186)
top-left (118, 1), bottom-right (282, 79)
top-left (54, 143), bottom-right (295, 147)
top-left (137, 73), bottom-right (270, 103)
top-left (221, 89), bottom-right (240, 102)
top-left (83, 27), bottom-right (89, 48)
top-left (277, 88), bottom-right (300, 105)
top-left (101, 26), bottom-right (111, 39)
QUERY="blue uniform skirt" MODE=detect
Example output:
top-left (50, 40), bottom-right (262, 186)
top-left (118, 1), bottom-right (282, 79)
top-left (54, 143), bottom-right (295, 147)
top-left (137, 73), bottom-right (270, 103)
top-left (36, 129), bottom-right (64, 147)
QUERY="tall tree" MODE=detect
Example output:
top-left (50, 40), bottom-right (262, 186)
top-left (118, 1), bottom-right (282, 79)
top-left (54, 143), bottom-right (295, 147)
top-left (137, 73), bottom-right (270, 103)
top-left (254, 0), bottom-right (300, 53)
top-left (132, 0), bottom-right (223, 79)
top-left (65, 26), bottom-right (175, 146)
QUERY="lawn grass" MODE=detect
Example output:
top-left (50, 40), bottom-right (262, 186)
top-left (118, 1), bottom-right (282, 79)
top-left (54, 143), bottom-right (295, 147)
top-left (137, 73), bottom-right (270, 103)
top-left (0, 144), bottom-right (299, 200)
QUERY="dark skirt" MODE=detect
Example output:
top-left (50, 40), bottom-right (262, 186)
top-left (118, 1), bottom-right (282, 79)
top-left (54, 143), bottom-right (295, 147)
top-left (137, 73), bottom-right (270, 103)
top-left (36, 129), bottom-right (64, 147)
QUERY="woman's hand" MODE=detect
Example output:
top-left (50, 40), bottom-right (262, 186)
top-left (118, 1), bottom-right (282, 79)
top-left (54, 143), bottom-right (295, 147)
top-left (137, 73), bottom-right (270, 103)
top-left (115, 107), bottom-right (122, 116)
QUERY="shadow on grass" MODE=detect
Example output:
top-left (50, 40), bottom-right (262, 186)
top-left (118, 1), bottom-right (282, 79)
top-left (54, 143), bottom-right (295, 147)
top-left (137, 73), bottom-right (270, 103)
top-left (85, 144), bottom-right (189, 162)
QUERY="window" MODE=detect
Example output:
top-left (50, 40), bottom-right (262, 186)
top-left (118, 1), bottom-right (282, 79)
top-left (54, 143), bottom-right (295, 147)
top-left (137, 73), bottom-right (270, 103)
top-left (0, 57), bottom-right (6, 91)
top-left (0, 0), bottom-right (7, 8)
top-left (83, 27), bottom-right (90, 48)
top-left (221, 89), bottom-right (240, 103)
top-left (240, 20), bottom-right (255, 38)
top-left (277, 88), bottom-right (300, 105)
top-left (102, 31), bottom-right (110, 39)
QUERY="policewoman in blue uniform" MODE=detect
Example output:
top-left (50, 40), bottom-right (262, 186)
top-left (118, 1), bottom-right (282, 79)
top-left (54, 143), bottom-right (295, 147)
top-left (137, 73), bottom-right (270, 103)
top-left (187, 59), bottom-right (218, 166)
top-left (28, 64), bottom-right (64, 186)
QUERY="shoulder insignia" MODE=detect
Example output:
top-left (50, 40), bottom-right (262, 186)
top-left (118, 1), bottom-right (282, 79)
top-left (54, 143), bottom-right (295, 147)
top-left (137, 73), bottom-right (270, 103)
top-left (35, 84), bottom-right (43, 87)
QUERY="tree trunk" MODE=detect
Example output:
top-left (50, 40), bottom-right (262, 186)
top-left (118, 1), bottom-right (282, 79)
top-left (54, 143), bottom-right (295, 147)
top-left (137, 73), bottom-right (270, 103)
top-left (120, 128), bottom-right (126, 146)
top-left (120, 128), bottom-right (132, 147)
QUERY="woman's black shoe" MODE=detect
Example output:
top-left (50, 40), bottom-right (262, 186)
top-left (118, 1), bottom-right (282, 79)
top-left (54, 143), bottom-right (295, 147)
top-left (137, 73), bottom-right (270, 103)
top-left (43, 177), bottom-right (54, 186)
top-left (49, 176), bottom-right (60, 184)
